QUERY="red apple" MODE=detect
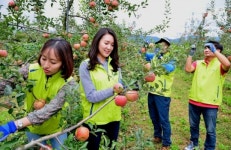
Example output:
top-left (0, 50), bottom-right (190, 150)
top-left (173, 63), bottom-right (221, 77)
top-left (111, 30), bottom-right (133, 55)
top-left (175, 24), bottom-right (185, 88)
top-left (115, 95), bottom-right (127, 107)
top-left (80, 40), bottom-right (87, 47)
top-left (14, 6), bottom-right (19, 11)
top-left (8, 0), bottom-right (16, 7)
top-left (140, 47), bottom-right (146, 53)
top-left (111, 0), bottom-right (119, 7)
top-left (75, 126), bottom-right (90, 141)
top-left (33, 99), bottom-right (46, 110)
top-left (0, 50), bottom-right (8, 57)
top-left (89, 1), bottom-right (96, 8)
top-left (144, 72), bottom-right (156, 82)
top-left (125, 90), bottom-right (139, 102)
top-left (39, 144), bottom-right (52, 150)
top-left (82, 33), bottom-right (89, 41)
top-left (144, 63), bottom-right (151, 72)
top-left (89, 17), bottom-right (95, 23)
top-left (73, 43), bottom-right (80, 50)
top-left (104, 0), bottom-right (111, 5)
top-left (42, 33), bottom-right (49, 38)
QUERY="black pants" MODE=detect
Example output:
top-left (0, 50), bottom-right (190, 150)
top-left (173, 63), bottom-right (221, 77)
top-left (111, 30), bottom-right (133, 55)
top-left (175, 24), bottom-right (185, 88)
top-left (83, 121), bottom-right (120, 150)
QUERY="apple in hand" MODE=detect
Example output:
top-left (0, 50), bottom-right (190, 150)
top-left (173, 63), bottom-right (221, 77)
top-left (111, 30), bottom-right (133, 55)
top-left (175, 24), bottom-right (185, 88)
top-left (125, 90), bottom-right (139, 102)
top-left (33, 99), bottom-right (46, 110)
top-left (75, 126), bottom-right (90, 141)
top-left (115, 95), bottom-right (127, 107)
top-left (113, 83), bottom-right (124, 93)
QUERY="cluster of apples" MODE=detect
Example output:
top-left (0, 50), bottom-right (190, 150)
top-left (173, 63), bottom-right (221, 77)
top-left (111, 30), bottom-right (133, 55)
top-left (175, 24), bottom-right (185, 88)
top-left (113, 83), bottom-right (139, 107)
top-left (8, 0), bottom-right (19, 11)
top-left (143, 63), bottom-right (156, 82)
top-left (73, 33), bottom-right (89, 50)
top-left (104, 0), bottom-right (119, 11)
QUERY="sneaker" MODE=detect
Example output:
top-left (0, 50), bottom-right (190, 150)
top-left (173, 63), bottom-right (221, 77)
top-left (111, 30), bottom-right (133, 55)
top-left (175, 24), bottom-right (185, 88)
top-left (153, 137), bottom-right (162, 143)
top-left (184, 141), bottom-right (199, 150)
top-left (161, 146), bottom-right (170, 150)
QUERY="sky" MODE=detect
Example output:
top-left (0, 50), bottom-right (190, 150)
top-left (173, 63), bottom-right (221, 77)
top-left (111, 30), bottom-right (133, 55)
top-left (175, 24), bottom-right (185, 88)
top-left (117, 0), bottom-right (225, 38)
top-left (0, 0), bottom-right (225, 38)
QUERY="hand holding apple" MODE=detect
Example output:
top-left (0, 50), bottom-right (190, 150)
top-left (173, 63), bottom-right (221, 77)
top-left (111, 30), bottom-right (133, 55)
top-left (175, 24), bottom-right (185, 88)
top-left (113, 83), bottom-right (124, 94)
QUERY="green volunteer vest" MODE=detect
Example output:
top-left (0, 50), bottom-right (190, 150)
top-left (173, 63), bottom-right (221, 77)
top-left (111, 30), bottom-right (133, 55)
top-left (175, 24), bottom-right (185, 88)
top-left (189, 58), bottom-right (225, 105)
top-left (148, 53), bottom-right (175, 97)
top-left (25, 63), bottom-right (72, 134)
top-left (79, 58), bottom-right (121, 125)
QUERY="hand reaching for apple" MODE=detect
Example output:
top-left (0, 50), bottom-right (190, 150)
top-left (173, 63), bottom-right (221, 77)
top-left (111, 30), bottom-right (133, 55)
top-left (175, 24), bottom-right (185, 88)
top-left (113, 83), bottom-right (124, 94)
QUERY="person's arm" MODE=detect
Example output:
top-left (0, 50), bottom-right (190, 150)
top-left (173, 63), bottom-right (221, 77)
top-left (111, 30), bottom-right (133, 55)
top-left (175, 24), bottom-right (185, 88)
top-left (27, 79), bottom-right (77, 124)
top-left (214, 51), bottom-right (231, 71)
top-left (205, 43), bottom-right (230, 71)
top-left (0, 79), bottom-right (77, 141)
top-left (185, 45), bottom-right (196, 73)
top-left (79, 61), bottom-right (114, 103)
top-left (14, 79), bottom-right (77, 126)
top-left (185, 56), bottom-right (196, 73)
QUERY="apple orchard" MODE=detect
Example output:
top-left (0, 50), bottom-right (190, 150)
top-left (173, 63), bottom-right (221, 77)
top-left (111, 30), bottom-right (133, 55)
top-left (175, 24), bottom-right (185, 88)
top-left (0, 0), bottom-right (231, 149)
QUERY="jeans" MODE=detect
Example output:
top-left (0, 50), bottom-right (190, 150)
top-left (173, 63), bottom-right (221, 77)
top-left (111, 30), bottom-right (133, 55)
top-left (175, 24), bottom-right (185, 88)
top-left (26, 131), bottom-right (67, 150)
top-left (148, 93), bottom-right (172, 146)
top-left (84, 121), bottom-right (120, 150)
top-left (189, 103), bottom-right (218, 150)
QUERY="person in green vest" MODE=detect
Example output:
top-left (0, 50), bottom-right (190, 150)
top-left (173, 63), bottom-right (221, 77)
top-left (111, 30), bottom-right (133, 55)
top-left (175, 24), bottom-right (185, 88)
top-left (0, 38), bottom-right (77, 150)
top-left (78, 28), bottom-right (123, 150)
top-left (184, 41), bottom-right (230, 150)
top-left (145, 37), bottom-right (175, 150)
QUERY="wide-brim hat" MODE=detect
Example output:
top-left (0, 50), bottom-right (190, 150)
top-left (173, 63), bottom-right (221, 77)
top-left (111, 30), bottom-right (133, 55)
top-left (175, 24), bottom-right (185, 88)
top-left (155, 37), bottom-right (171, 46)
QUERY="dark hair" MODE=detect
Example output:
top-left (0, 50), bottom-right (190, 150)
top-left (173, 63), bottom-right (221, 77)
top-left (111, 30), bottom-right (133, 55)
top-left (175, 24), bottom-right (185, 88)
top-left (207, 40), bottom-right (223, 52)
top-left (38, 38), bottom-right (74, 79)
top-left (87, 28), bottom-right (119, 72)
